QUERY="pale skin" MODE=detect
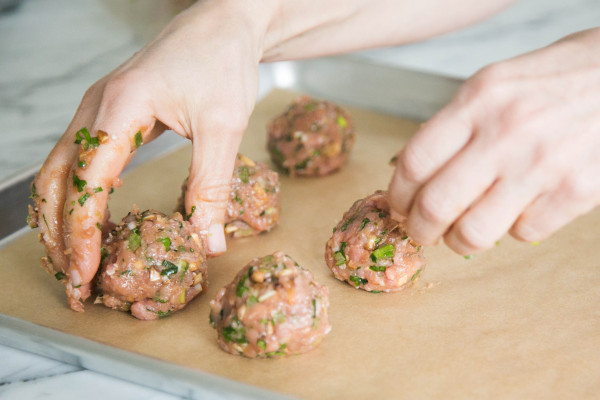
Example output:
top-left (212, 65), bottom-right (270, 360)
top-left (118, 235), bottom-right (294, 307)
top-left (31, 0), bottom-right (600, 309)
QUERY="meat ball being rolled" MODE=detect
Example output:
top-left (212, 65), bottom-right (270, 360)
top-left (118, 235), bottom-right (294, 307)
top-left (267, 96), bottom-right (355, 177)
top-left (325, 190), bottom-right (425, 292)
top-left (209, 251), bottom-right (331, 358)
top-left (96, 208), bottom-right (208, 320)
top-left (176, 153), bottom-right (281, 238)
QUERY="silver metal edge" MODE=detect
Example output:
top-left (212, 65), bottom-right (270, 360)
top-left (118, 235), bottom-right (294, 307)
top-left (0, 314), bottom-right (294, 400)
top-left (0, 55), bottom-right (463, 398)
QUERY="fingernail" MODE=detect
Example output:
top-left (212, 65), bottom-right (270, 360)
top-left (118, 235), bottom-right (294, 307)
top-left (70, 269), bottom-right (81, 286)
top-left (390, 208), bottom-right (406, 222)
top-left (207, 224), bottom-right (227, 255)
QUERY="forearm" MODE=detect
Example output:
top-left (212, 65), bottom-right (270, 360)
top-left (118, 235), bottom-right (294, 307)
top-left (260, 0), bottom-right (518, 61)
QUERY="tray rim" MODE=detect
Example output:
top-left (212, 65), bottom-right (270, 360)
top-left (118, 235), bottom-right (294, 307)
top-left (0, 55), bottom-right (462, 399)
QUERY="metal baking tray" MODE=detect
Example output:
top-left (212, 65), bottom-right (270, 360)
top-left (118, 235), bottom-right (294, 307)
top-left (0, 56), bottom-right (461, 399)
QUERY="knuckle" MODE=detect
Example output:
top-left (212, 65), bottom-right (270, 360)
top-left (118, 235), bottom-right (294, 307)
top-left (414, 188), bottom-right (449, 225)
top-left (562, 173), bottom-right (597, 201)
top-left (399, 145), bottom-right (430, 183)
top-left (510, 219), bottom-right (543, 243)
top-left (204, 108), bottom-right (248, 137)
top-left (463, 63), bottom-right (510, 106)
top-left (101, 69), bottom-right (149, 101)
top-left (454, 220), bottom-right (493, 251)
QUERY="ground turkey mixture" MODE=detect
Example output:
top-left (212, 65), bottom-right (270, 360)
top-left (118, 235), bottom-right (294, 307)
top-left (210, 251), bottom-right (331, 358)
top-left (267, 96), bottom-right (355, 177)
top-left (176, 153), bottom-right (280, 238)
top-left (96, 208), bottom-right (208, 320)
top-left (325, 191), bottom-right (425, 292)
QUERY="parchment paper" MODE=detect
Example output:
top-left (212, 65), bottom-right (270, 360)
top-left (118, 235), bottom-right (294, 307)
top-left (1, 90), bottom-right (599, 399)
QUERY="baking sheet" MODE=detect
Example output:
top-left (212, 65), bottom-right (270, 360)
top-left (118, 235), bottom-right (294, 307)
top-left (1, 89), bottom-right (599, 399)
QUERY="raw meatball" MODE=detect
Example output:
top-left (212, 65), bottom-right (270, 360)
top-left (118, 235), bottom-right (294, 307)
top-left (267, 96), bottom-right (355, 177)
top-left (325, 191), bottom-right (425, 292)
top-left (96, 208), bottom-right (208, 320)
top-left (209, 251), bottom-right (331, 358)
top-left (176, 153), bottom-right (281, 238)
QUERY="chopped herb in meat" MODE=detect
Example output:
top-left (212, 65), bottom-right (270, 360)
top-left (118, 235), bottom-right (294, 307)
top-left (55, 272), bottom-right (65, 280)
top-left (337, 115), bottom-right (347, 128)
top-left (236, 274), bottom-right (248, 297)
top-left (234, 194), bottom-right (243, 205)
top-left (94, 187), bottom-right (103, 193)
top-left (334, 241), bottom-right (347, 266)
top-left (157, 310), bottom-right (171, 318)
top-left (349, 275), bottom-right (368, 287)
top-left (161, 260), bottom-right (179, 277)
top-left (128, 232), bottom-right (141, 252)
top-left (273, 311), bottom-right (286, 324)
top-left (222, 317), bottom-right (247, 343)
top-left (157, 236), bottom-right (171, 252)
top-left (257, 339), bottom-right (267, 350)
top-left (369, 265), bottom-right (386, 272)
top-left (370, 244), bottom-right (395, 262)
top-left (238, 166), bottom-right (250, 183)
top-left (340, 215), bottom-right (356, 232)
top-left (360, 218), bottom-right (370, 230)
top-left (294, 158), bottom-right (310, 170)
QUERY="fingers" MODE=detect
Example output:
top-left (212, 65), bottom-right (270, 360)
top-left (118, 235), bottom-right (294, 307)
top-left (510, 161), bottom-right (600, 243)
top-left (33, 135), bottom-right (79, 274)
top-left (405, 144), bottom-right (499, 246)
top-left (389, 103), bottom-right (474, 217)
top-left (33, 83), bottom-right (106, 274)
top-left (64, 93), bottom-right (156, 306)
top-left (186, 114), bottom-right (247, 256)
top-left (443, 176), bottom-right (543, 255)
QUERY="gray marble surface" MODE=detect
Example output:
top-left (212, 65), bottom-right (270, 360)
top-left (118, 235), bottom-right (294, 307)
top-left (0, 0), bottom-right (599, 398)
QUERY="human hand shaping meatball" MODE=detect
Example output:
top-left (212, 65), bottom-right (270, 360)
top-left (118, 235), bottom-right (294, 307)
top-left (31, 0), bottom-right (600, 310)
top-left (30, 0), bottom-right (268, 310)
top-left (389, 27), bottom-right (600, 255)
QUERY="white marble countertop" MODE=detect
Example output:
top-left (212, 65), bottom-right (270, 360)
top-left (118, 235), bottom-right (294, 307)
top-left (1, 0), bottom-right (599, 398)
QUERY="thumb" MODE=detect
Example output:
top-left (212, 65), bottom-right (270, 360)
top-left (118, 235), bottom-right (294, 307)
top-left (186, 125), bottom-right (244, 256)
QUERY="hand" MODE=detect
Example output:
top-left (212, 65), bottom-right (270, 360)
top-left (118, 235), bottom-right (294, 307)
top-left (30, 0), bottom-right (271, 310)
top-left (389, 28), bottom-right (600, 255)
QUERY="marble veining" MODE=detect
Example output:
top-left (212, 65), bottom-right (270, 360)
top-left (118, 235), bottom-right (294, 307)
top-left (0, 0), bottom-right (598, 398)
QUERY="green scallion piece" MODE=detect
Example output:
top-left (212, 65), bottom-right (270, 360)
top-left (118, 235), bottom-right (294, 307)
top-left (349, 275), bottom-right (368, 287)
top-left (370, 244), bottom-right (395, 262)
top-left (158, 237), bottom-right (171, 252)
top-left (128, 232), bottom-right (141, 252)
top-left (369, 265), bottom-right (386, 272)
top-left (238, 166), bottom-right (250, 183)
top-left (73, 174), bottom-right (86, 192)
top-left (236, 274), bottom-right (248, 297)
top-left (54, 272), bottom-right (65, 280)
top-left (257, 339), bottom-right (267, 351)
top-left (360, 218), bottom-right (370, 230)
top-left (134, 131), bottom-right (143, 148)
top-left (410, 268), bottom-right (423, 282)
top-left (78, 193), bottom-right (90, 206)
top-left (161, 260), bottom-right (179, 277)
